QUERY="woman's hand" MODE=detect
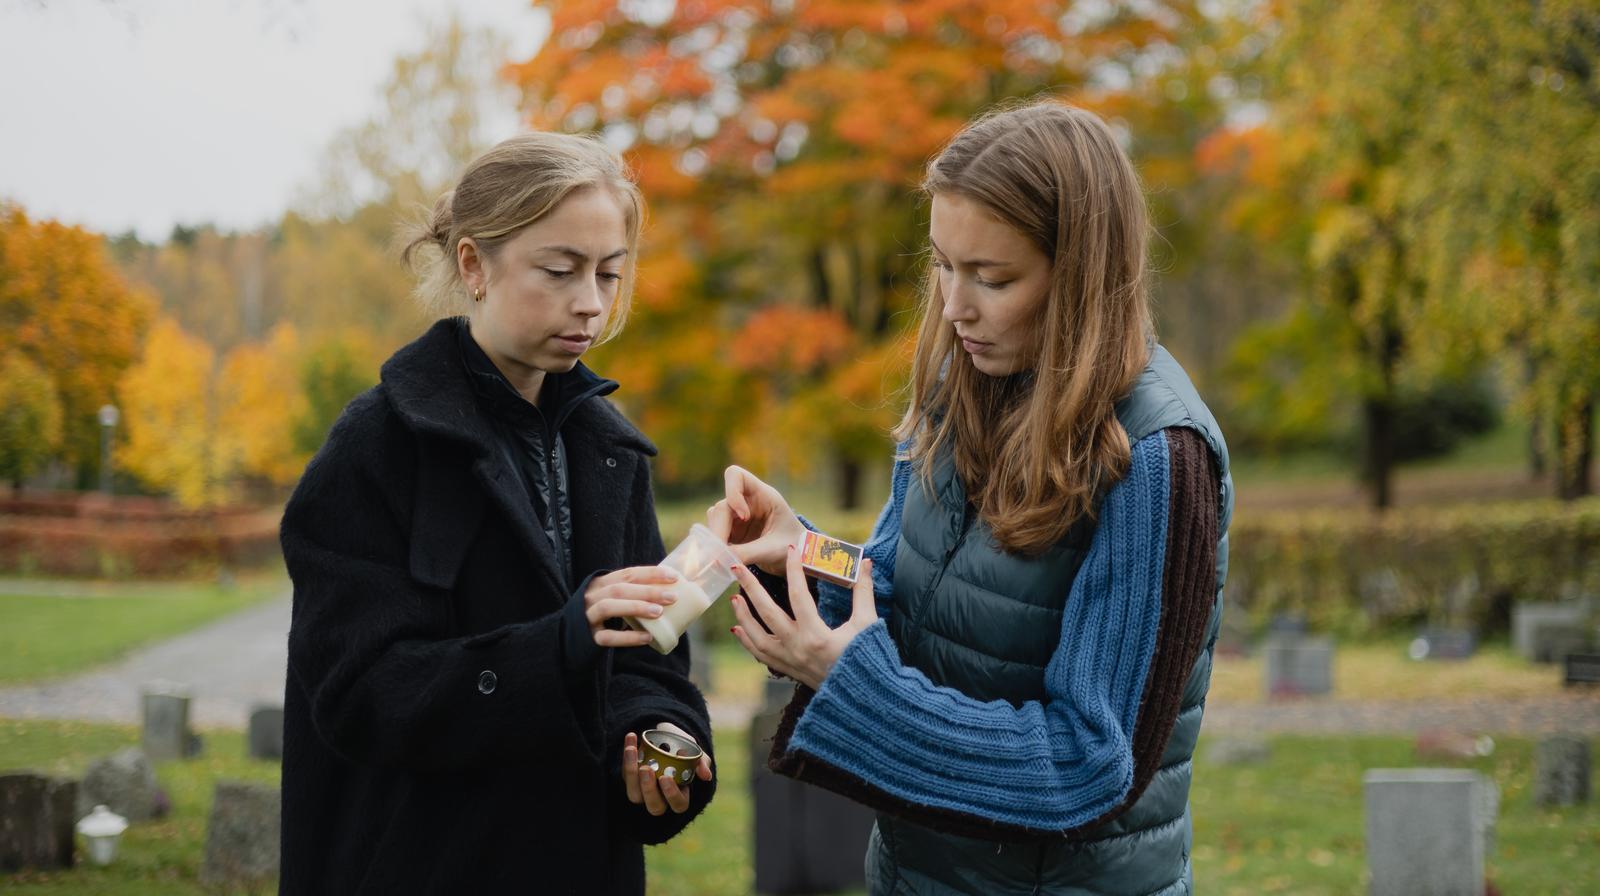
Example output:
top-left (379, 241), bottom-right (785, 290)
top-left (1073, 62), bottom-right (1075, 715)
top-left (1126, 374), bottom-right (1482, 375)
top-left (620, 723), bottom-right (713, 815)
top-left (728, 547), bottom-right (878, 690)
top-left (583, 566), bottom-right (680, 647)
top-left (705, 465), bottom-right (805, 574)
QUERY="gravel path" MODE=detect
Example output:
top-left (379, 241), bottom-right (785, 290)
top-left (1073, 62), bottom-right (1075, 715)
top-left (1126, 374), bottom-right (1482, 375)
top-left (0, 594), bottom-right (290, 729)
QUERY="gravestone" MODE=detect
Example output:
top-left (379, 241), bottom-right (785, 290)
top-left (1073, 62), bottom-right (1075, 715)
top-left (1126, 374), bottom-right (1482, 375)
top-left (1566, 653), bottom-right (1600, 687)
top-left (248, 705), bottom-right (284, 761)
top-left (1364, 768), bottom-right (1497, 896)
top-left (0, 773), bottom-right (76, 871)
top-left (1263, 634), bottom-right (1333, 699)
top-left (1512, 601), bottom-right (1592, 662)
top-left (1205, 736), bottom-right (1271, 766)
top-left (76, 748), bottom-right (160, 823)
top-left (751, 679), bottom-right (874, 895)
top-left (1532, 736), bottom-right (1591, 807)
top-left (141, 687), bottom-right (199, 762)
top-left (1408, 627), bottom-right (1477, 661)
top-left (199, 780), bottom-right (280, 890)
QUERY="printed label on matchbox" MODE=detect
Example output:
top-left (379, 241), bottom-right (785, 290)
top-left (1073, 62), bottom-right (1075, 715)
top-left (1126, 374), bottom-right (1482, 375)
top-left (801, 530), bottom-right (863, 586)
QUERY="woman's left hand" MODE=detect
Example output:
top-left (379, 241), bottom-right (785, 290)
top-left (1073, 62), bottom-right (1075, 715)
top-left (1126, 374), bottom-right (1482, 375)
top-left (621, 723), bottom-right (713, 816)
top-left (728, 547), bottom-right (877, 690)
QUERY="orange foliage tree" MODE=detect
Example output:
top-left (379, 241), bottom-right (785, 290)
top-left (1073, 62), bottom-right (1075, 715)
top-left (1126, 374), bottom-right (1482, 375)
top-left (510, 1), bottom-right (1238, 503)
top-left (0, 204), bottom-right (155, 485)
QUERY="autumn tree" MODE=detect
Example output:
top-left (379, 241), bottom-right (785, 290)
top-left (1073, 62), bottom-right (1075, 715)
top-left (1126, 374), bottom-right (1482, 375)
top-left (1397, 0), bottom-right (1600, 499)
top-left (510, 0), bottom-right (1257, 501)
top-left (220, 323), bottom-right (311, 487)
top-left (292, 332), bottom-right (379, 457)
top-left (112, 225), bottom-right (276, 352)
top-left (0, 354), bottom-right (63, 492)
top-left (118, 316), bottom-right (239, 507)
top-left (1253, 0), bottom-right (1599, 503)
top-left (0, 204), bottom-right (155, 485)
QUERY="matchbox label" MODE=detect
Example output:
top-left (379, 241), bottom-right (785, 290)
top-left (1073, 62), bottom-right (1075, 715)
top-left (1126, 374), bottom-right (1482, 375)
top-left (801, 530), bottom-right (863, 587)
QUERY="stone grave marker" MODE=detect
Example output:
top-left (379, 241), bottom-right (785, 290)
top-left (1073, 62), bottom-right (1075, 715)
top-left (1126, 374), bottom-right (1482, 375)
top-left (1263, 634), bottom-right (1333, 699)
top-left (141, 687), bottom-right (199, 762)
top-left (0, 773), bottom-right (77, 871)
top-left (1408, 627), bottom-right (1477, 661)
top-left (248, 705), bottom-right (284, 761)
top-left (1364, 768), bottom-right (1496, 896)
top-left (200, 780), bottom-right (281, 890)
top-left (75, 747), bottom-right (160, 823)
top-left (750, 678), bottom-right (874, 895)
top-left (1565, 652), bottom-right (1600, 687)
top-left (1533, 736), bottom-right (1591, 807)
top-left (1512, 601), bottom-right (1592, 662)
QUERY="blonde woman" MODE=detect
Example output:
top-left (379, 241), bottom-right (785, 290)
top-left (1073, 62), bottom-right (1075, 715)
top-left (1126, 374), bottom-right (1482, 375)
top-left (279, 133), bottom-right (714, 895)
top-left (712, 101), bottom-right (1232, 894)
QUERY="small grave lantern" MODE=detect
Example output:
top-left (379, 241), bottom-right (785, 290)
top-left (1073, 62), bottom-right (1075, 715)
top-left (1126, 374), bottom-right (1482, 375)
top-left (77, 803), bottom-right (129, 866)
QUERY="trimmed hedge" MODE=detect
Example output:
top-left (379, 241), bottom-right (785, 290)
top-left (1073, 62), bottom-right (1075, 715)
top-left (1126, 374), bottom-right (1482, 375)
top-left (1226, 497), bottom-right (1600, 635)
top-left (0, 492), bottom-right (281, 578)
top-left (670, 494), bottom-right (1600, 641)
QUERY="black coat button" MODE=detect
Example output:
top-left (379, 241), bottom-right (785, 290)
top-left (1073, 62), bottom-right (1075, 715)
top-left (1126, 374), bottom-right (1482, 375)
top-left (477, 670), bottom-right (497, 695)
top-left (605, 457), bottom-right (617, 468)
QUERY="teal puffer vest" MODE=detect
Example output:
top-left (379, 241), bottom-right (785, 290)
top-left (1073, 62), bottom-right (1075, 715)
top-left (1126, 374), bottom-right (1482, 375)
top-left (873, 345), bottom-right (1233, 896)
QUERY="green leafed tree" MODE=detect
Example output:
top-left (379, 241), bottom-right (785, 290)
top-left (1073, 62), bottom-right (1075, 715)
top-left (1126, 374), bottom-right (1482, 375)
top-left (0, 354), bottom-right (64, 493)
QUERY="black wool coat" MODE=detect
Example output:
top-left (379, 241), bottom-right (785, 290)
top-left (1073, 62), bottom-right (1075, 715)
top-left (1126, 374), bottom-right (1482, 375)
top-left (278, 318), bottom-right (715, 895)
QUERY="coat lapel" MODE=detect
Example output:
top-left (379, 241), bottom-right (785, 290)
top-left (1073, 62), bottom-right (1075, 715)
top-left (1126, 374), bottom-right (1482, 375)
top-left (386, 319), bottom-right (565, 597)
top-left (471, 451), bottom-right (570, 592)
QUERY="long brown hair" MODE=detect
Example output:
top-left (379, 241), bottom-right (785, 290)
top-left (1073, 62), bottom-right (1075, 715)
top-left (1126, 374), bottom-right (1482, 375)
top-left (893, 100), bottom-right (1154, 556)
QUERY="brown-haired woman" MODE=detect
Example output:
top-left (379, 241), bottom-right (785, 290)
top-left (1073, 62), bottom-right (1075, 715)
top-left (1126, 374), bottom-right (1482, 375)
top-left (710, 100), bottom-right (1233, 894)
top-left (279, 132), bottom-right (715, 895)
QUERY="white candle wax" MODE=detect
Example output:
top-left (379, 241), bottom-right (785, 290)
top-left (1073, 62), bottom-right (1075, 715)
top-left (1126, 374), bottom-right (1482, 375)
top-left (629, 577), bottom-right (714, 654)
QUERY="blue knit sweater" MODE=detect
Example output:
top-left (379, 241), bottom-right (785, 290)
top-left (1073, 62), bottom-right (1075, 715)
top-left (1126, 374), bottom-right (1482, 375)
top-left (791, 431), bottom-right (1172, 831)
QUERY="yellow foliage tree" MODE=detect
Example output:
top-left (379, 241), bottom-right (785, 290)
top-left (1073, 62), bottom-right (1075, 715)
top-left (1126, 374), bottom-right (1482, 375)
top-left (118, 316), bottom-right (242, 507)
top-left (220, 323), bottom-right (310, 486)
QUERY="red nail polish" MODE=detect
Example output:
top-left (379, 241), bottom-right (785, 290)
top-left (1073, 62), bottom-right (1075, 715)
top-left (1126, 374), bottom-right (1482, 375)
top-left (729, 627), bottom-right (738, 635)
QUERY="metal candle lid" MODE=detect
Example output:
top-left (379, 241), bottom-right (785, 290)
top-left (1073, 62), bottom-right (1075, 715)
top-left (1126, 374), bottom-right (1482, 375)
top-left (637, 728), bottom-right (703, 784)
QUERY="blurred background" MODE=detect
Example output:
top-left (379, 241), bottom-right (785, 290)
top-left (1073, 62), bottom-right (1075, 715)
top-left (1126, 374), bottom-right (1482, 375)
top-left (1, 1), bottom-right (1596, 894)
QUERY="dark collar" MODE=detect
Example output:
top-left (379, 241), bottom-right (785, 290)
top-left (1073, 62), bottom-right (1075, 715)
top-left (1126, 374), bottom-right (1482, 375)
top-left (456, 320), bottom-right (618, 435)
top-left (380, 317), bottom-right (656, 456)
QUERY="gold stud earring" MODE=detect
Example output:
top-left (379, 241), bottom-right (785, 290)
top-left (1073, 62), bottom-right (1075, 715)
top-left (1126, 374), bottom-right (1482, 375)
top-left (473, 287), bottom-right (482, 302)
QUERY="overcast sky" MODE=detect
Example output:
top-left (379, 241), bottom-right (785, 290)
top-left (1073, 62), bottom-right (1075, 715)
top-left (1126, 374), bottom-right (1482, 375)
top-left (0, 0), bottom-right (549, 241)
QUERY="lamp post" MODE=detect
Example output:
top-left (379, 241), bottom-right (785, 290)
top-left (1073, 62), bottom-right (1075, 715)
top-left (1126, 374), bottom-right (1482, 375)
top-left (97, 404), bottom-right (119, 496)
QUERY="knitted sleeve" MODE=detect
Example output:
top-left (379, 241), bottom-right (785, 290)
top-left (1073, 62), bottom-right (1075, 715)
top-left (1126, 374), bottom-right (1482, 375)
top-left (766, 427), bottom-right (1220, 839)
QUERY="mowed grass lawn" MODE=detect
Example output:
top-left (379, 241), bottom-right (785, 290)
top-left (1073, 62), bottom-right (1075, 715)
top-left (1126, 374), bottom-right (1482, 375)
top-left (0, 571), bottom-right (286, 685)
top-left (2, 719), bottom-right (1596, 895)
